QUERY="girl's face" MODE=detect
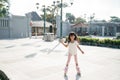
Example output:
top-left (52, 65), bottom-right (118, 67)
top-left (70, 35), bottom-right (75, 41)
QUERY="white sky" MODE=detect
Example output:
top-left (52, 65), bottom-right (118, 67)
top-left (9, 0), bottom-right (120, 21)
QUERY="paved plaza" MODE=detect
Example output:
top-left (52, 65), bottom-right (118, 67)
top-left (0, 37), bottom-right (120, 80)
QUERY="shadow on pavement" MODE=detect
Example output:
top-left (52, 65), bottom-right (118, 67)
top-left (21, 43), bottom-right (31, 46)
top-left (5, 45), bottom-right (15, 48)
top-left (25, 53), bottom-right (37, 58)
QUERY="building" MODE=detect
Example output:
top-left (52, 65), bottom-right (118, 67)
top-left (27, 11), bottom-right (54, 36)
top-left (71, 22), bottom-right (88, 36)
top-left (30, 11), bottom-right (41, 21)
top-left (71, 22), bottom-right (120, 36)
top-left (0, 15), bottom-right (31, 39)
top-left (0, 11), bottom-right (54, 39)
top-left (89, 22), bottom-right (120, 36)
top-left (31, 21), bottom-right (54, 36)
top-left (56, 15), bottom-right (71, 37)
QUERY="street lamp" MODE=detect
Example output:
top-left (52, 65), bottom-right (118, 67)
top-left (60, 0), bottom-right (74, 38)
top-left (43, 5), bottom-right (46, 34)
top-left (36, 3), bottom-right (46, 35)
top-left (89, 13), bottom-right (95, 35)
top-left (60, 0), bottom-right (63, 38)
top-left (52, 1), bottom-right (60, 34)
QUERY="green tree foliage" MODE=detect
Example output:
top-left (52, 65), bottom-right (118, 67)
top-left (0, 0), bottom-right (9, 17)
top-left (41, 14), bottom-right (56, 24)
top-left (110, 16), bottom-right (120, 22)
top-left (75, 17), bottom-right (86, 24)
top-left (66, 13), bottom-right (75, 23)
top-left (41, 2), bottom-right (68, 23)
top-left (94, 20), bottom-right (107, 22)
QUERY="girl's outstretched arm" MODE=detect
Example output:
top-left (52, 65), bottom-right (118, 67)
top-left (77, 45), bottom-right (84, 54)
top-left (60, 39), bottom-right (68, 47)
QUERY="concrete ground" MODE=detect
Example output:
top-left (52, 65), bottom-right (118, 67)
top-left (0, 37), bottom-right (120, 80)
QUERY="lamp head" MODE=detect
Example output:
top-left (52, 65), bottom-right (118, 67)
top-left (71, 2), bottom-right (73, 5)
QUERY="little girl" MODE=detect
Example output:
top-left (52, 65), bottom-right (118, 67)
top-left (60, 32), bottom-right (84, 80)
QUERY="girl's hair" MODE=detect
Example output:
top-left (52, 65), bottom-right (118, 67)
top-left (68, 32), bottom-right (78, 43)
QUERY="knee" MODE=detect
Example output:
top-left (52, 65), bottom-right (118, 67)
top-left (66, 64), bottom-right (69, 67)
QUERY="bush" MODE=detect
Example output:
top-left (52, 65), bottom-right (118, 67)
top-left (79, 37), bottom-right (99, 46)
top-left (66, 36), bottom-right (120, 49)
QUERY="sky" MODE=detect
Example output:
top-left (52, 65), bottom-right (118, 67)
top-left (9, 0), bottom-right (120, 21)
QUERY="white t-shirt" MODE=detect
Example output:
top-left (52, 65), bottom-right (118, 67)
top-left (68, 41), bottom-right (79, 55)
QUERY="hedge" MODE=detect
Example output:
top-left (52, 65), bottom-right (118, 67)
top-left (65, 37), bottom-right (120, 49)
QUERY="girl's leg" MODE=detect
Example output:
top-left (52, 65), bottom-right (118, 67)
top-left (64, 53), bottom-right (72, 75)
top-left (74, 55), bottom-right (80, 73)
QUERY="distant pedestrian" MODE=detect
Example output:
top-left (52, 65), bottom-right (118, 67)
top-left (60, 32), bottom-right (84, 80)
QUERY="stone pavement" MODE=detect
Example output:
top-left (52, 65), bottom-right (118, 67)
top-left (0, 38), bottom-right (120, 80)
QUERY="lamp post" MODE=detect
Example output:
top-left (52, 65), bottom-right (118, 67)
top-left (36, 3), bottom-right (46, 35)
top-left (89, 13), bottom-right (95, 35)
top-left (60, 0), bottom-right (73, 38)
top-left (60, 0), bottom-right (63, 38)
top-left (43, 5), bottom-right (46, 34)
top-left (52, 1), bottom-right (60, 35)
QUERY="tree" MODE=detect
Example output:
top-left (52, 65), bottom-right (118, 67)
top-left (101, 20), bottom-right (107, 22)
top-left (66, 13), bottom-right (75, 23)
top-left (75, 17), bottom-right (86, 24)
top-left (41, 2), bottom-right (68, 24)
top-left (110, 16), bottom-right (120, 22)
top-left (94, 19), bottom-right (107, 22)
top-left (41, 14), bottom-right (55, 24)
top-left (0, 0), bottom-right (9, 17)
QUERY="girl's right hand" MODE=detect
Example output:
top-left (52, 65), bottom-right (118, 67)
top-left (81, 51), bottom-right (84, 54)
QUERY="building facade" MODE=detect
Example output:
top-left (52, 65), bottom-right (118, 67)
top-left (89, 22), bottom-right (120, 36)
top-left (0, 15), bottom-right (31, 39)
top-left (31, 21), bottom-right (54, 36)
top-left (56, 15), bottom-right (71, 37)
top-left (72, 22), bottom-right (120, 36)
top-left (71, 22), bottom-right (88, 36)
